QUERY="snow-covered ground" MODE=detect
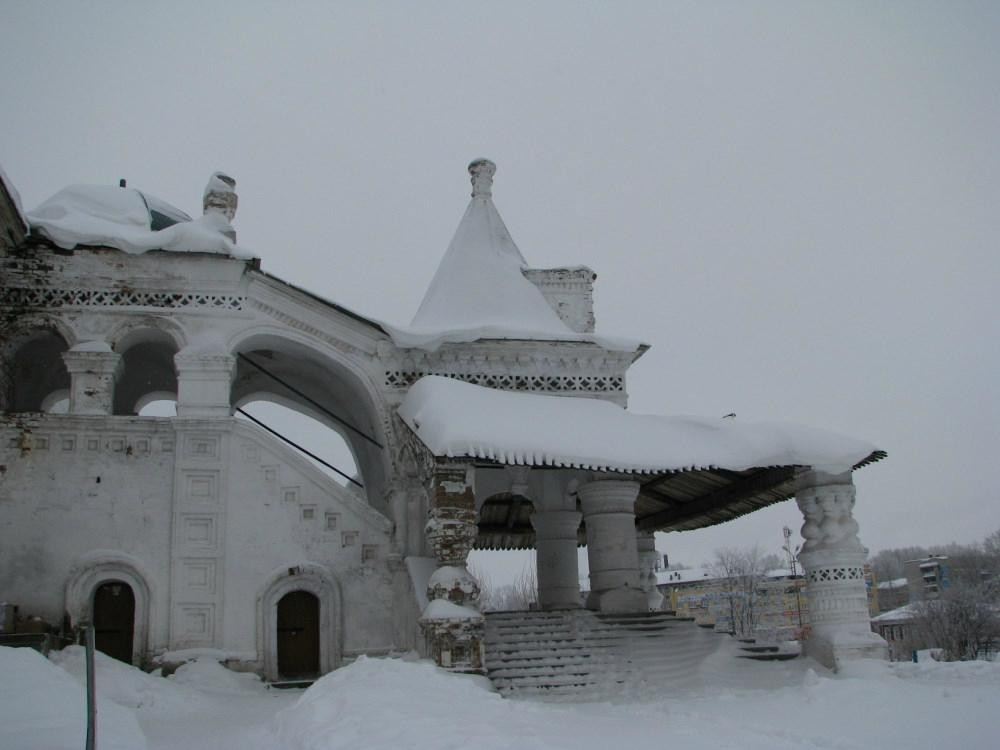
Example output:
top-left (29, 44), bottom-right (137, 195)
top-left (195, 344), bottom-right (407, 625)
top-left (3, 640), bottom-right (999, 750)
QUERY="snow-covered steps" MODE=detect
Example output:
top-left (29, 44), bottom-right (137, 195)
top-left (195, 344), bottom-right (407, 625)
top-left (484, 609), bottom-right (723, 701)
top-left (735, 640), bottom-right (802, 662)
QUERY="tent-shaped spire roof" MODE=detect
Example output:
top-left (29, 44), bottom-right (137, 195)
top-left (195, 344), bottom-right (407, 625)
top-left (384, 159), bottom-right (643, 353)
top-left (409, 159), bottom-right (575, 336)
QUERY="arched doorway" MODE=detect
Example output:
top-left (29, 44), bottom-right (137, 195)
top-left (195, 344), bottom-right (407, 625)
top-left (276, 590), bottom-right (320, 678)
top-left (93, 581), bottom-right (135, 663)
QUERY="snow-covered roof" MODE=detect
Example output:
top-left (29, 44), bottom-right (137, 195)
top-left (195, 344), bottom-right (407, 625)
top-left (656, 567), bottom-right (715, 585)
top-left (25, 183), bottom-right (251, 258)
top-left (871, 604), bottom-right (920, 623)
top-left (399, 376), bottom-right (879, 475)
top-left (877, 577), bottom-right (908, 590)
top-left (385, 160), bottom-right (641, 353)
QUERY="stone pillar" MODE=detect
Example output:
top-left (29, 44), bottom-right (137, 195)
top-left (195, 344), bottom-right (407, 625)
top-left (637, 531), bottom-right (664, 611)
top-left (174, 354), bottom-right (236, 418)
top-left (796, 470), bottom-right (887, 670)
top-left (62, 347), bottom-right (122, 415)
top-left (420, 461), bottom-right (484, 673)
top-left (531, 510), bottom-right (582, 610)
top-left (579, 479), bottom-right (647, 613)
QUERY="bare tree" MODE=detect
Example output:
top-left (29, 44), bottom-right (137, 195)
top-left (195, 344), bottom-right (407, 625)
top-left (474, 556), bottom-right (538, 612)
top-left (910, 581), bottom-right (999, 661)
top-left (710, 546), bottom-right (766, 637)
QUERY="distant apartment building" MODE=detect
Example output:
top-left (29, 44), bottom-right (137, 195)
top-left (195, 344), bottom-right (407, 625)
top-left (905, 555), bottom-right (950, 601)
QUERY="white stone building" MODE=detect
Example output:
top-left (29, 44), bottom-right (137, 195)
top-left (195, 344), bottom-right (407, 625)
top-left (0, 159), bottom-right (887, 685)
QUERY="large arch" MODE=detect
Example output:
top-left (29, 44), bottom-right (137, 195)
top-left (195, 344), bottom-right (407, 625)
top-left (112, 326), bottom-right (181, 415)
top-left (64, 550), bottom-right (154, 666)
top-left (227, 328), bottom-right (393, 512)
top-left (256, 562), bottom-right (342, 681)
top-left (0, 322), bottom-right (72, 412)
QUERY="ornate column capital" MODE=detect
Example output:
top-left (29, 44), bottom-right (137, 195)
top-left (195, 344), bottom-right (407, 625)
top-left (577, 479), bottom-right (639, 516)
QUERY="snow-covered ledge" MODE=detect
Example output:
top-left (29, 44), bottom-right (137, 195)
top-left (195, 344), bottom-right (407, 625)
top-left (795, 470), bottom-right (887, 670)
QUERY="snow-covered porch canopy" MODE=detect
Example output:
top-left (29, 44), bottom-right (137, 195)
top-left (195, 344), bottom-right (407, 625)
top-left (399, 376), bottom-right (885, 549)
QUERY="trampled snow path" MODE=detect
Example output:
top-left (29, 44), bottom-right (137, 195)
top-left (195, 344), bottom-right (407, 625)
top-left (3, 641), bottom-right (999, 750)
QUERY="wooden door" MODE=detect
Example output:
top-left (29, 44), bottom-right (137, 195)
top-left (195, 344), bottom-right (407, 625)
top-left (277, 591), bottom-right (320, 678)
top-left (93, 581), bottom-right (135, 663)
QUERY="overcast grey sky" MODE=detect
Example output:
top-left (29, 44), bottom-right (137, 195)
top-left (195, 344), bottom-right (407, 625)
top-left (3, 1), bottom-right (998, 574)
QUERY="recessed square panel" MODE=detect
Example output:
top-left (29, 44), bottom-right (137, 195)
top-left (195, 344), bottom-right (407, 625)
top-left (182, 559), bottom-right (217, 594)
top-left (182, 515), bottom-right (217, 548)
top-left (184, 471), bottom-right (219, 502)
top-left (185, 434), bottom-right (220, 459)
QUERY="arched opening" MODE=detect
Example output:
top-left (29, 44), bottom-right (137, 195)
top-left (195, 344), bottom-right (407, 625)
top-left (472, 493), bottom-right (539, 612)
top-left (276, 590), bottom-right (320, 678)
top-left (231, 336), bottom-right (388, 511)
top-left (93, 580), bottom-right (136, 664)
top-left (2, 328), bottom-right (70, 412)
top-left (236, 399), bottom-right (359, 487)
top-left (112, 329), bottom-right (179, 415)
top-left (135, 392), bottom-right (178, 417)
top-left (258, 564), bottom-right (340, 681)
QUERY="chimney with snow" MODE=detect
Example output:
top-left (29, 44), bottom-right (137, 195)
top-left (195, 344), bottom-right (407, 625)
top-left (203, 172), bottom-right (238, 242)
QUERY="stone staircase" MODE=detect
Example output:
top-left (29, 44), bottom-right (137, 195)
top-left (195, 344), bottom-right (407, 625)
top-left (484, 609), bottom-right (723, 701)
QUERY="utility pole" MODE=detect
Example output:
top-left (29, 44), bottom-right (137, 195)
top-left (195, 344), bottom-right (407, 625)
top-left (783, 526), bottom-right (804, 633)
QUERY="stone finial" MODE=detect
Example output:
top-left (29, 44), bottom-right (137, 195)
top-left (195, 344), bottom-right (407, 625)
top-left (468, 158), bottom-right (496, 198)
top-left (203, 172), bottom-right (238, 222)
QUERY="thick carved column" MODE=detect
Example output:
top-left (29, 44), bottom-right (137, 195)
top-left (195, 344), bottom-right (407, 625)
top-left (62, 346), bottom-right (121, 415)
top-left (531, 510), bottom-right (582, 610)
top-left (175, 354), bottom-right (235, 418)
top-left (419, 461), bottom-right (484, 673)
top-left (796, 470), bottom-right (887, 670)
top-left (637, 531), bottom-right (664, 611)
top-left (579, 479), bottom-right (647, 613)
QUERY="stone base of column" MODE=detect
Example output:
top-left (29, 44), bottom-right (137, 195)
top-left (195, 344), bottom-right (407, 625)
top-left (799, 548), bottom-right (887, 671)
top-left (532, 509), bottom-right (582, 610)
top-left (591, 586), bottom-right (648, 613)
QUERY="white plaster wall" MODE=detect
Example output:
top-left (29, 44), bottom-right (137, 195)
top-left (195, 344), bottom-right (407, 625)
top-left (0, 413), bottom-right (398, 674)
top-left (0, 416), bottom-right (175, 652)
top-left (222, 420), bottom-right (396, 663)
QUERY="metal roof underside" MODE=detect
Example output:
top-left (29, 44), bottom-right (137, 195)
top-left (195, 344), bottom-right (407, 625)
top-left (474, 450), bottom-right (886, 551)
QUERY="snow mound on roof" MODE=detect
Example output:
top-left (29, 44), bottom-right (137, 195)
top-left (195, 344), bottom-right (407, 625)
top-left (26, 184), bottom-right (252, 258)
top-left (0, 646), bottom-right (147, 750)
top-left (399, 376), bottom-right (878, 474)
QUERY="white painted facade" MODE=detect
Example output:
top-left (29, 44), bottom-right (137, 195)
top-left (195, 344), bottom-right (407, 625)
top-left (0, 160), bottom-right (886, 679)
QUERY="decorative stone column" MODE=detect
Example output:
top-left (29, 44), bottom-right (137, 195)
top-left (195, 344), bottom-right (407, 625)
top-left (579, 479), bottom-right (647, 613)
top-left (174, 354), bottom-right (236, 418)
top-left (62, 345), bottom-right (122, 415)
top-left (419, 461), bottom-right (484, 673)
top-left (531, 510), bottom-right (583, 610)
top-left (796, 470), bottom-right (887, 670)
top-left (637, 531), bottom-right (664, 611)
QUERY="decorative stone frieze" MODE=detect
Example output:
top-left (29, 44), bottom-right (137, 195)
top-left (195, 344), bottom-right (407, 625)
top-left (637, 531), bottom-right (664, 611)
top-left (62, 348), bottom-right (122, 415)
top-left (531, 509), bottom-right (583, 610)
top-left (2, 286), bottom-right (245, 311)
top-left (420, 461), bottom-right (484, 673)
top-left (579, 479), bottom-right (647, 613)
top-left (795, 470), bottom-right (887, 670)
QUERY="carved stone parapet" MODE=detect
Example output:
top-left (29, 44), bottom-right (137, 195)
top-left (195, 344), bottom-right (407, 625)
top-left (62, 348), bottom-right (122, 415)
top-left (795, 470), bottom-right (886, 670)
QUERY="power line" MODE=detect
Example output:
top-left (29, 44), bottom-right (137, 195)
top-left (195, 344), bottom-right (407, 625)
top-left (236, 407), bottom-right (364, 489)
top-left (237, 352), bottom-right (383, 450)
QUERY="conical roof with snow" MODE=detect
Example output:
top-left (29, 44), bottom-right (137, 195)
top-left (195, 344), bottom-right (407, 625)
top-left (411, 159), bottom-right (573, 335)
top-left (386, 160), bottom-right (641, 352)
